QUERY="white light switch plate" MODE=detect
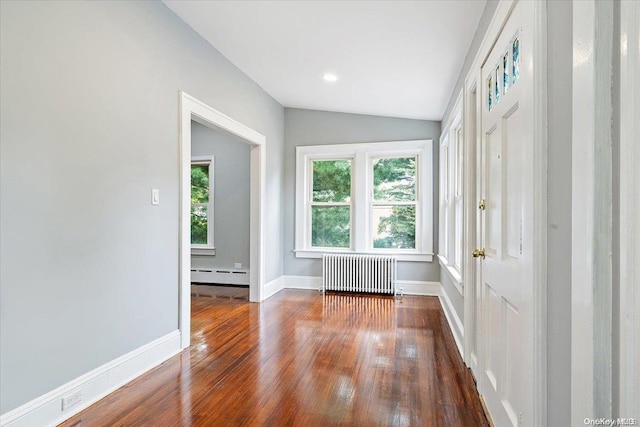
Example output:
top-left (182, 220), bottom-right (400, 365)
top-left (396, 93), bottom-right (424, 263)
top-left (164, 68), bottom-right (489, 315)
top-left (151, 189), bottom-right (160, 205)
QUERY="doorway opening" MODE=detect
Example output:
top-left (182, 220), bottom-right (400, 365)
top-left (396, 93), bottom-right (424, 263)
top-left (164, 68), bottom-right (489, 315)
top-left (179, 92), bottom-right (266, 349)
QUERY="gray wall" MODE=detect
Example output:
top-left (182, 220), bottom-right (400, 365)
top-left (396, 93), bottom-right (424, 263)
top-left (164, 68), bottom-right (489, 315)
top-left (191, 122), bottom-right (251, 270)
top-left (546, 1), bottom-right (572, 425)
top-left (441, 1), bottom-right (500, 124)
top-left (0, 1), bottom-right (284, 414)
top-left (439, 0), bottom-right (499, 323)
top-left (283, 108), bottom-right (440, 281)
top-left (440, 268), bottom-right (464, 322)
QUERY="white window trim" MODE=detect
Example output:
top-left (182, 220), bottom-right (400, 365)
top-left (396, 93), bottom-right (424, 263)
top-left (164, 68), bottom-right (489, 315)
top-left (439, 92), bottom-right (464, 293)
top-left (191, 156), bottom-right (215, 255)
top-left (295, 140), bottom-right (433, 262)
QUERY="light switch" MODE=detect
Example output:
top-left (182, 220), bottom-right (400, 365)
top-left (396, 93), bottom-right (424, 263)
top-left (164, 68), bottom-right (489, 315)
top-left (151, 189), bottom-right (160, 205)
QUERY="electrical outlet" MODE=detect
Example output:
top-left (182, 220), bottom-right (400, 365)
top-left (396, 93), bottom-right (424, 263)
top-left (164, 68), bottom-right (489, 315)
top-left (61, 389), bottom-right (82, 411)
top-left (234, 263), bottom-right (242, 269)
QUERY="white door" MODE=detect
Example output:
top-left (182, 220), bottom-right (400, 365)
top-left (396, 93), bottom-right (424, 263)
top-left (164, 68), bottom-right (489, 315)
top-left (477, 1), bottom-right (535, 425)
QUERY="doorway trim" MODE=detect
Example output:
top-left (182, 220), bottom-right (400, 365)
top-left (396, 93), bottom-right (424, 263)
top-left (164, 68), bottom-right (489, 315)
top-left (179, 91), bottom-right (266, 349)
top-left (462, 0), bottom-right (548, 424)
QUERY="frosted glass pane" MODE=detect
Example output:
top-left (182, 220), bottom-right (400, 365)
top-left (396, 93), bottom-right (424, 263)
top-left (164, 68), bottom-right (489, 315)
top-left (488, 75), bottom-right (493, 111)
top-left (503, 53), bottom-right (510, 94)
top-left (495, 65), bottom-right (501, 103)
top-left (512, 36), bottom-right (520, 84)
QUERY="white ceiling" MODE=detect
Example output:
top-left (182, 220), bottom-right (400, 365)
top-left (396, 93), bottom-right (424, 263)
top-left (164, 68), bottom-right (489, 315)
top-left (163, 0), bottom-right (486, 121)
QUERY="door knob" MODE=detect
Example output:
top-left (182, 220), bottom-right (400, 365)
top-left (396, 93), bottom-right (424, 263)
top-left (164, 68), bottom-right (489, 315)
top-left (472, 248), bottom-right (486, 259)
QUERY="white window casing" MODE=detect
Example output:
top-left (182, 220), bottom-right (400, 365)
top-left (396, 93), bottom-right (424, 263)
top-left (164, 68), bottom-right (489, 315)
top-left (191, 156), bottom-right (215, 255)
top-left (439, 97), bottom-right (464, 293)
top-left (295, 140), bottom-right (433, 262)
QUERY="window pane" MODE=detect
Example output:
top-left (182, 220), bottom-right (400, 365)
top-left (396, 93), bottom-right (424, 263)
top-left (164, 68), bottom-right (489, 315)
top-left (312, 160), bottom-right (351, 202)
top-left (191, 164), bottom-right (209, 204)
top-left (373, 157), bottom-right (416, 202)
top-left (372, 205), bottom-right (415, 249)
top-left (311, 206), bottom-right (350, 247)
top-left (512, 35), bottom-right (520, 84)
top-left (191, 205), bottom-right (208, 245)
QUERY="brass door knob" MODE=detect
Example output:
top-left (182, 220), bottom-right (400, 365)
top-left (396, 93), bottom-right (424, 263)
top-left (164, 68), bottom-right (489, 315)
top-left (472, 248), bottom-right (486, 259)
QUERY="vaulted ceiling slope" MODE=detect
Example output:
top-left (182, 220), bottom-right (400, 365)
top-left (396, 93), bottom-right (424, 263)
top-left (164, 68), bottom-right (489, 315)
top-left (164, 0), bottom-right (486, 121)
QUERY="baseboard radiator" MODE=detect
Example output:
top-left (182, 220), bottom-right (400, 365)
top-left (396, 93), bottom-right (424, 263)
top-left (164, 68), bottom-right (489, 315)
top-left (190, 268), bottom-right (249, 286)
top-left (322, 254), bottom-right (398, 296)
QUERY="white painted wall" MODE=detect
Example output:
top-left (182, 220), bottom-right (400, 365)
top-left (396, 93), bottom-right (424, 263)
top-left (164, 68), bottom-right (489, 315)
top-left (0, 0), bottom-right (284, 414)
top-left (191, 122), bottom-right (251, 271)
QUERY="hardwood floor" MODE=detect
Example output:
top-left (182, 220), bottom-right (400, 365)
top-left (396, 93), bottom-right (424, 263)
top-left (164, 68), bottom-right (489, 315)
top-left (60, 290), bottom-right (488, 427)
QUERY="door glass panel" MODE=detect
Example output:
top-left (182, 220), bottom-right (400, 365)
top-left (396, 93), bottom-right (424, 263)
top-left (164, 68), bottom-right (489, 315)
top-left (488, 75), bottom-right (493, 111)
top-left (502, 52), bottom-right (510, 94)
top-left (512, 35), bottom-right (520, 84)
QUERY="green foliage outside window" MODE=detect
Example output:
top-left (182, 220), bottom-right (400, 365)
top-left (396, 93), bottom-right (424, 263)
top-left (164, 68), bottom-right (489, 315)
top-left (372, 157), bottom-right (417, 249)
top-left (191, 164), bottom-right (209, 245)
top-left (311, 160), bottom-right (351, 247)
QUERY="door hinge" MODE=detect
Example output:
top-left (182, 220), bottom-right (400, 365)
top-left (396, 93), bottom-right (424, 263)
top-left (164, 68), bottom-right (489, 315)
top-left (478, 199), bottom-right (486, 210)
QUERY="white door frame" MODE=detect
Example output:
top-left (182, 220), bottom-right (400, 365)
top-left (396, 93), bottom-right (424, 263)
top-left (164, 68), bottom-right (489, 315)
top-left (178, 91), bottom-right (266, 349)
top-left (571, 0), bottom-right (615, 420)
top-left (619, 0), bottom-right (640, 417)
top-left (462, 0), bottom-right (547, 424)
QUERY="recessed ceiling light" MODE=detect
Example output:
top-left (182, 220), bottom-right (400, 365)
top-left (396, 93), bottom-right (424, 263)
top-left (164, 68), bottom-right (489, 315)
top-left (323, 73), bottom-right (338, 82)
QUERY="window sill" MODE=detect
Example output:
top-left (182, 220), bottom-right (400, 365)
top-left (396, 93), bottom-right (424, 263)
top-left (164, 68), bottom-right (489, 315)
top-left (191, 247), bottom-right (216, 256)
top-left (294, 249), bottom-right (433, 262)
top-left (437, 254), bottom-right (463, 295)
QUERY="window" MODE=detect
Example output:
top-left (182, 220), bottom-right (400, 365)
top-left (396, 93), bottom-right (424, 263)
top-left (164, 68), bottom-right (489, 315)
top-left (310, 159), bottom-right (352, 248)
top-left (439, 97), bottom-right (464, 292)
top-left (191, 156), bottom-right (215, 255)
top-left (295, 140), bottom-right (433, 262)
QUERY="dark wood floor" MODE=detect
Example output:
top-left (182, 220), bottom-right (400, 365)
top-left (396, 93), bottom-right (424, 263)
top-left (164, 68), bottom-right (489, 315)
top-left (60, 289), bottom-right (488, 426)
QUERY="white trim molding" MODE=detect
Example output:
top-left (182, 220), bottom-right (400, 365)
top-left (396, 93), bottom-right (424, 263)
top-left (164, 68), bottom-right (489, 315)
top-left (571, 0), bottom-right (614, 421)
top-left (179, 91), bottom-right (267, 350)
top-left (190, 155), bottom-right (215, 253)
top-left (439, 287), bottom-right (464, 358)
top-left (0, 331), bottom-right (181, 427)
top-left (618, 0), bottom-right (640, 418)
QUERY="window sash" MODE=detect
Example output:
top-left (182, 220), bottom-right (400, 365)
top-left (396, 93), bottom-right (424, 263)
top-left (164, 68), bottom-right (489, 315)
top-left (295, 140), bottom-right (433, 261)
top-left (191, 158), bottom-right (214, 249)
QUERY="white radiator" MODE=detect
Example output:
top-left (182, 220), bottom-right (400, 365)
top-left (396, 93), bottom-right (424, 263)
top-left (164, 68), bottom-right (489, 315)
top-left (322, 254), bottom-right (398, 295)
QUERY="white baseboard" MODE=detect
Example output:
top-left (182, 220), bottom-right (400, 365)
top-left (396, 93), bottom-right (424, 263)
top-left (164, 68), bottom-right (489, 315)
top-left (438, 288), bottom-right (464, 358)
top-left (283, 275), bottom-right (322, 290)
top-left (0, 330), bottom-right (181, 427)
top-left (282, 276), bottom-right (440, 297)
top-left (263, 276), bottom-right (285, 300)
top-left (396, 280), bottom-right (441, 296)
